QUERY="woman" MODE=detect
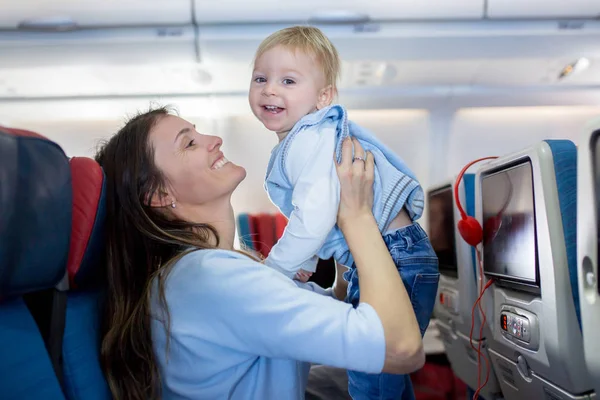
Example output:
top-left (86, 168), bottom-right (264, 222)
top-left (96, 107), bottom-right (425, 400)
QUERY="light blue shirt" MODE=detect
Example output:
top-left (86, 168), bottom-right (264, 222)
top-left (150, 249), bottom-right (385, 399)
top-left (263, 104), bottom-right (424, 278)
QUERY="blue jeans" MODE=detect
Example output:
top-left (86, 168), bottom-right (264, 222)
top-left (344, 223), bottom-right (440, 400)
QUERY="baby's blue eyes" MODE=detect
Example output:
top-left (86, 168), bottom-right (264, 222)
top-left (253, 77), bottom-right (296, 85)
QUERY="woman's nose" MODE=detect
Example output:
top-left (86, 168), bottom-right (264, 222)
top-left (206, 135), bottom-right (222, 152)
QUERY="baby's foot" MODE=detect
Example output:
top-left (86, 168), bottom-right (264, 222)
top-left (294, 270), bottom-right (313, 282)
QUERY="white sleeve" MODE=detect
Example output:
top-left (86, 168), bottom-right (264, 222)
top-left (167, 251), bottom-right (385, 373)
top-left (294, 279), bottom-right (336, 298)
top-left (263, 125), bottom-right (340, 277)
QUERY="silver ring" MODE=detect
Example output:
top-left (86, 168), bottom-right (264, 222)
top-left (353, 156), bottom-right (365, 162)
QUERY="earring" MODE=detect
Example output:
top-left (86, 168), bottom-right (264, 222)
top-left (171, 200), bottom-right (176, 208)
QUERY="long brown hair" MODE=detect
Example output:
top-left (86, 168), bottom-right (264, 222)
top-left (95, 107), bottom-right (219, 400)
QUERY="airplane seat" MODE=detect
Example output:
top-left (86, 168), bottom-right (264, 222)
top-left (577, 124), bottom-right (600, 398)
top-left (550, 140), bottom-right (581, 328)
top-left (477, 139), bottom-right (593, 400)
top-left (61, 156), bottom-right (111, 400)
top-left (0, 126), bottom-right (72, 399)
top-left (430, 176), bottom-right (503, 399)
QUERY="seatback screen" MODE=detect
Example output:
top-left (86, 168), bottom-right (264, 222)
top-left (428, 185), bottom-right (458, 278)
top-left (482, 161), bottom-right (538, 285)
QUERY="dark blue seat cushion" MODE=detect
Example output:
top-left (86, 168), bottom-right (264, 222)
top-left (0, 128), bottom-right (71, 297)
top-left (0, 297), bottom-right (65, 400)
top-left (62, 290), bottom-right (110, 400)
top-left (62, 157), bottom-right (111, 400)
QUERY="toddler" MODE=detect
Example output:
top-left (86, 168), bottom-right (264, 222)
top-left (249, 26), bottom-right (440, 400)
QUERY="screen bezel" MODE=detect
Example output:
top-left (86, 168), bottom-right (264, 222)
top-left (427, 184), bottom-right (458, 279)
top-left (592, 129), bottom-right (600, 296)
top-left (480, 158), bottom-right (540, 294)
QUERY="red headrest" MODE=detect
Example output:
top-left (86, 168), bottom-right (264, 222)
top-left (274, 213), bottom-right (288, 240)
top-left (66, 157), bottom-right (106, 290)
top-left (0, 127), bottom-right (46, 139)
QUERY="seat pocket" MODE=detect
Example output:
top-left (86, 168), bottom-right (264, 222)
top-left (410, 273), bottom-right (440, 335)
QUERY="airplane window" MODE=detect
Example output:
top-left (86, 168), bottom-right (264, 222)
top-left (428, 185), bottom-right (458, 278)
top-left (482, 161), bottom-right (538, 286)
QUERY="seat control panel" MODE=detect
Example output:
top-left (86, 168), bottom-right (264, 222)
top-left (501, 311), bottom-right (531, 343)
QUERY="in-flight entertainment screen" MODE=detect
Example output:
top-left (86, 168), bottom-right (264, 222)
top-left (482, 161), bottom-right (538, 286)
top-left (428, 185), bottom-right (458, 278)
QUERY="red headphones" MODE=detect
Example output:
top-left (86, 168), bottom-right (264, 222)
top-left (453, 156), bottom-right (503, 400)
top-left (453, 157), bottom-right (498, 247)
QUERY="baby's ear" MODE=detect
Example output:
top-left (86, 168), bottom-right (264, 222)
top-left (316, 85), bottom-right (335, 110)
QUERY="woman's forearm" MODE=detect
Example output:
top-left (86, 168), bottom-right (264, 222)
top-left (340, 213), bottom-right (425, 374)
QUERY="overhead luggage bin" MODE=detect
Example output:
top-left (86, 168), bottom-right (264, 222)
top-left (0, 0), bottom-right (192, 30)
top-left (196, 20), bottom-right (600, 64)
top-left (0, 26), bottom-right (197, 68)
top-left (487, 0), bottom-right (600, 19)
top-left (193, 0), bottom-right (484, 25)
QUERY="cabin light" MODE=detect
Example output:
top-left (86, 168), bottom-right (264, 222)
top-left (309, 10), bottom-right (370, 24)
top-left (558, 57), bottom-right (591, 79)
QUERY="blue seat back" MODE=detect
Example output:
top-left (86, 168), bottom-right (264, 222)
top-left (0, 126), bottom-right (72, 400)
top-left (62, 156), bottom-right (111, 400)
top-left (544, 139), bottom-right (580, 328)
top-left (463, 173), bottom-right (478, 281)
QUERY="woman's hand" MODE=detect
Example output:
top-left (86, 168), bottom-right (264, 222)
top-left (334, 137), bottom-right (375, 229)
top-left (333, 136), bottom-right (425, 374)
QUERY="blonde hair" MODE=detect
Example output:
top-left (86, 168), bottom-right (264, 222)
top-left (254, 26), bottom-right (341, 92)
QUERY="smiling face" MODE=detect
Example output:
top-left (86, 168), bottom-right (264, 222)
top-left (149, 115), bottom-right (246, 211)
top-left (249, 45), bottom-right (333, 137)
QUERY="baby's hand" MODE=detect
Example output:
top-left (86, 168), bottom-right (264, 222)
top-left (294, 269), bottom-right (313, 282)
